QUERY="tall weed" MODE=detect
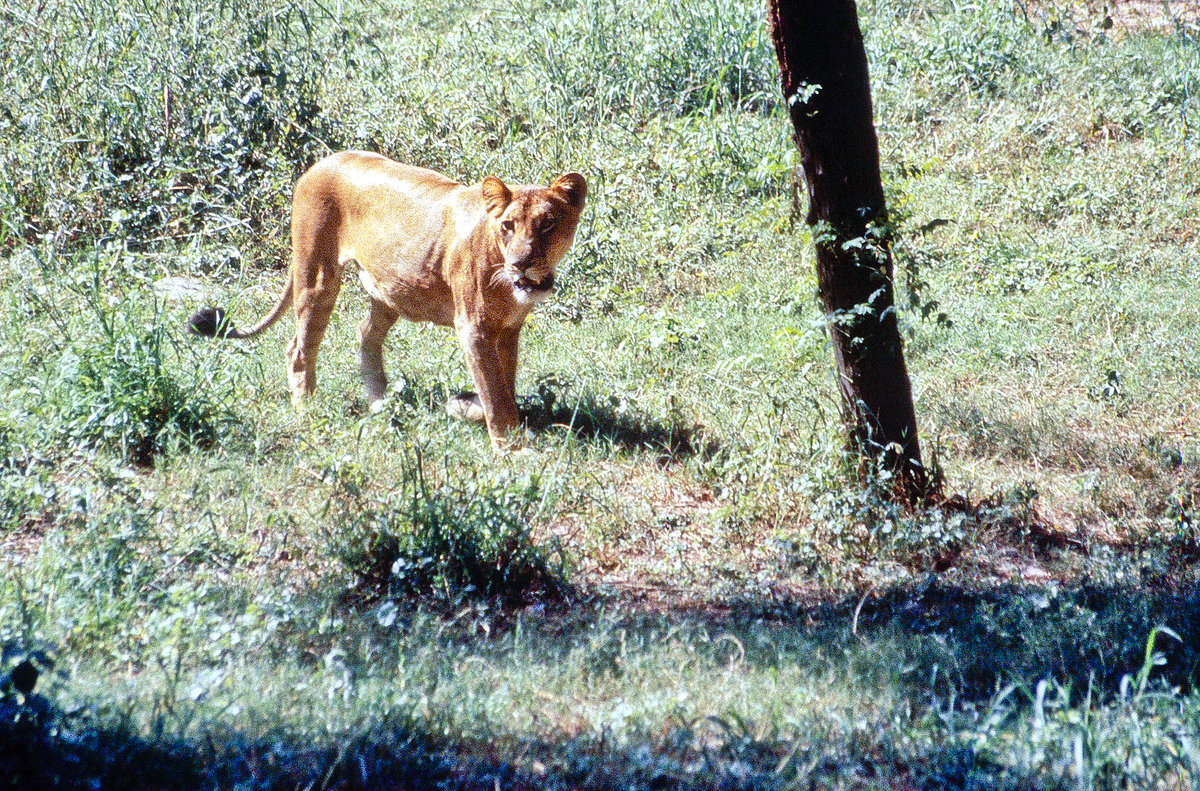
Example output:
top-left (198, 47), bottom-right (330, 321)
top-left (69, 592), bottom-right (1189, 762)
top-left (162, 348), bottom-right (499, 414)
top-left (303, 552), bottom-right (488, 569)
top-left (522, 0), bottom-right (776, 123)
top-left (3, 248), bottom-right (244, 466)
top-left (0, 0), bottom-right (378, 257)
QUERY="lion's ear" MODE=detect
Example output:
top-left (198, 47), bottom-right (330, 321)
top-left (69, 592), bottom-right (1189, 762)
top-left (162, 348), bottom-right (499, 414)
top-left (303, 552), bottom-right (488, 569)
top-left (481, 176), bottom-right (513, 218)
top-left (550, 172), bottom-right (586, 211)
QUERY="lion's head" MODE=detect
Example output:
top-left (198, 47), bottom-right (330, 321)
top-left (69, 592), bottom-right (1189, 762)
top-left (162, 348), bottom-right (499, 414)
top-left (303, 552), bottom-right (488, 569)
top-left (482, 172), bottom-right (587, 305)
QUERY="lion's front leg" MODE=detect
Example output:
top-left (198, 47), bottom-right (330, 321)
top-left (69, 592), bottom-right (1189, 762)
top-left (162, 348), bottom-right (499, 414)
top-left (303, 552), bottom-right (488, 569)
top-left (495, 326), bottom-right (520, 411)
top-left (456, 323), bottom-right (521, 450)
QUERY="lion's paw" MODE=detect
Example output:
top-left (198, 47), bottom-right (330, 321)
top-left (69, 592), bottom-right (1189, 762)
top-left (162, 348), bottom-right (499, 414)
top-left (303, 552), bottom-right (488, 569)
top-left (445, 392), bottom-right (486, 424)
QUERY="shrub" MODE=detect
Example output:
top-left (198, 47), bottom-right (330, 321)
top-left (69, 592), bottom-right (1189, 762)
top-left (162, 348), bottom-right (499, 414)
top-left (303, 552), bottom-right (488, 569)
top-left (7, 249), bottom-right (245, 467)
top-left (50, 325), bottom-right (227, 466)
top-left (326, 455), bottom-right (569, 607)
top-left (0, 0), bottom-right (378, 257)
top-left (0, 424), bottom-right (56, 533)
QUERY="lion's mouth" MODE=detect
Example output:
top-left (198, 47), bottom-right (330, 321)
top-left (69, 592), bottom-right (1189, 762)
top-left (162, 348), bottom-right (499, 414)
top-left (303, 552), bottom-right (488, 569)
top-left (514, 274), bottom-right (554, 293)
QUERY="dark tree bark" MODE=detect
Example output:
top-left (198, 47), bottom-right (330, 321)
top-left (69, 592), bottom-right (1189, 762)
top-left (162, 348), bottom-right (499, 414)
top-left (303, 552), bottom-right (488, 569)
top-left (768, 0), bottom-right (931, 500)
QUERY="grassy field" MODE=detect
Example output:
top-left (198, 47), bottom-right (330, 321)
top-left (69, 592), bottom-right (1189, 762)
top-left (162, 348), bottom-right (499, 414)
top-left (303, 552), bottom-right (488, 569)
top-left (2, 0), bottom-right (1199, 787)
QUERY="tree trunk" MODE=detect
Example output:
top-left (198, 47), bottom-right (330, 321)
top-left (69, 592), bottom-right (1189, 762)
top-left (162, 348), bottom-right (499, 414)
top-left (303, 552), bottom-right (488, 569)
top-left (767, 0), bottom-right (931, 501)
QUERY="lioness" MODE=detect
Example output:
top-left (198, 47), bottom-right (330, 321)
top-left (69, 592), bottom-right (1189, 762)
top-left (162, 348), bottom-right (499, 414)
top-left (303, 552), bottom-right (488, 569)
top-left (189, 151), bottom-right (586, 450)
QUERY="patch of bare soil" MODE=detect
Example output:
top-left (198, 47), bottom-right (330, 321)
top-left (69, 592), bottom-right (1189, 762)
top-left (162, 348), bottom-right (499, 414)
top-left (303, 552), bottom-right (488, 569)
top-left (1105, 0), bottom-right (1197, 31)
top-left (0, 525), bottom-right (46, 566)
top-left (1023, 0), bottom-right (1198, 36)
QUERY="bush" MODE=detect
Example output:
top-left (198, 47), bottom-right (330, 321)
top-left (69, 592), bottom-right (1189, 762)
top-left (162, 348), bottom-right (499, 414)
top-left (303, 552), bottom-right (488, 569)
top-left (50, 325), bottom-right (228, 466)
top-left (5, 249), bottom-right (244, 466)
top-left (326, 455), bottom-right (569, 607)
top-left (0, 424), bottom-right (56, 534)
top-left (0, 0), bottom-right (378, 258)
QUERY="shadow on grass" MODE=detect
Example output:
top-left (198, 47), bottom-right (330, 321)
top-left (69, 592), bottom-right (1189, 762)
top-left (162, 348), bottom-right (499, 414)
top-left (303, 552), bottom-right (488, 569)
top-left (667, 579), bottom-right (1200, 702)
top-left (519, 379), bottom-right (706, 461)
top-left (0, 691), bottom-right (531, 790)
top-left (5, 580), bottom-right (1198, 789)
top-left (0, 675), bottom-right (986, 791)
top-left (379, 375), bottom-right (706, 462)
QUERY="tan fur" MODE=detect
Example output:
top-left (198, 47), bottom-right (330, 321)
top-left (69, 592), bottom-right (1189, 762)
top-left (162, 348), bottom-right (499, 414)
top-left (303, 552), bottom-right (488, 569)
top-left (198, 151), bottom-right (585, 450)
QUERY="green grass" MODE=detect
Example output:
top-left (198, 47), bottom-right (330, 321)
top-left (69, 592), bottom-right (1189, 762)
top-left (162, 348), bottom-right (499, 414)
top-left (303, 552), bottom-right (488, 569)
top-left (2, 0), bottom-right (1199, 787)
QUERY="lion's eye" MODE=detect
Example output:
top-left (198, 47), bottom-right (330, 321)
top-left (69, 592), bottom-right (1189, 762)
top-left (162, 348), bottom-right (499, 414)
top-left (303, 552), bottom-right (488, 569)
top-left (500, 220), bottom-right (515, 234)
top-left (540, 218), bottom-right (556, 234)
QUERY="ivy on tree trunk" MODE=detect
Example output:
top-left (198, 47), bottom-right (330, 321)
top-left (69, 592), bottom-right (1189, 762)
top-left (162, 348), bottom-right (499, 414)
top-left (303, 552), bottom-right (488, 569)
top-left (768, 0), bottom-right (932, 501)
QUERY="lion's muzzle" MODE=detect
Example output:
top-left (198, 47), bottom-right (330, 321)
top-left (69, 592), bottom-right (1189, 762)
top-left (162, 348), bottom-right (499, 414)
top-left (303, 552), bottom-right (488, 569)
top-left (510, 269), bottom-right (555, 304)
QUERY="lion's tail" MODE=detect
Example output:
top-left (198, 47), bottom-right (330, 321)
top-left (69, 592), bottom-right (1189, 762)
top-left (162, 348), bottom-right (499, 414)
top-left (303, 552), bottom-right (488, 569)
top-left (188, 277), bottom-right (293, 340)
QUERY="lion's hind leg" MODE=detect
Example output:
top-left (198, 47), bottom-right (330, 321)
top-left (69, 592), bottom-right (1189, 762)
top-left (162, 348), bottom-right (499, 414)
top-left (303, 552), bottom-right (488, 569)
top-left (286, 198), bottom-right (343, 408)
top-left (287, 282), bottom-right (341, 408)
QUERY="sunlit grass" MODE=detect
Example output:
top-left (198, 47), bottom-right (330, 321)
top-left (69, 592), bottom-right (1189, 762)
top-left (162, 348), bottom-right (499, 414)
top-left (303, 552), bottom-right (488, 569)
top-left (1, 0), bottom-right (1198, 786)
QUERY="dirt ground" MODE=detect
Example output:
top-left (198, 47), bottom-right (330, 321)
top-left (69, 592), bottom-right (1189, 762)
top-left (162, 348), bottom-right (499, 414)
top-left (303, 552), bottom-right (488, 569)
top-left (1023, 0), bottom-right (1198, 35)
